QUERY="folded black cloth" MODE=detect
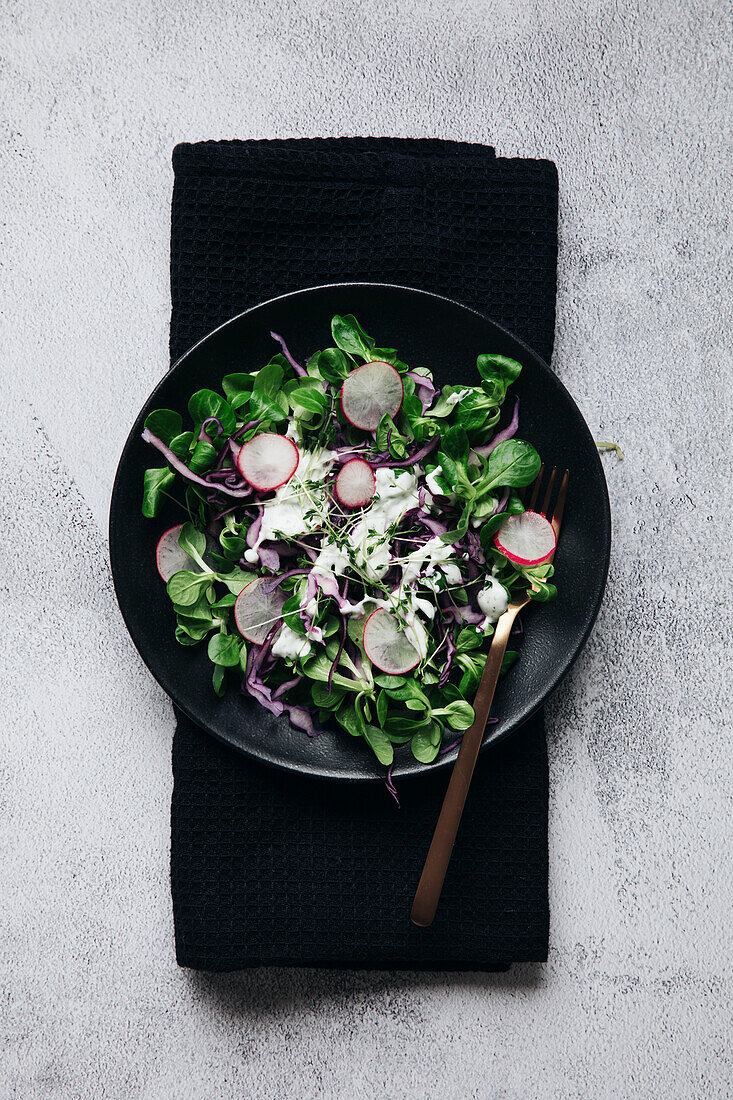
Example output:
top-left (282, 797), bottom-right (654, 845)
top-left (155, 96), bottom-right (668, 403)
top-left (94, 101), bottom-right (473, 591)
top-left (170, 138), bottom-right (558, 970)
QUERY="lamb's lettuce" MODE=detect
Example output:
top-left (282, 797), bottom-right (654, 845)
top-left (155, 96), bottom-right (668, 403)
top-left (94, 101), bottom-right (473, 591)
top-left (140, 314), bottom-right (557, 775)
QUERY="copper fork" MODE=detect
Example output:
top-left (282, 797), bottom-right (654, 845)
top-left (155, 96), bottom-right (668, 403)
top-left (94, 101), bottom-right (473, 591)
top-left (410, 465), bottom-right (569, 928)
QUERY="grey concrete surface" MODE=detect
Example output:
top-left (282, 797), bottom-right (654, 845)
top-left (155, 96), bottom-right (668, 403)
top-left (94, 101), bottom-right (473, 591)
top-left (1, 1), bottom-right (730, 1097)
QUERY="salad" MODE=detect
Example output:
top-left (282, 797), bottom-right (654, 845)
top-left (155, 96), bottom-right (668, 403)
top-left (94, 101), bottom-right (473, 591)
top-left (141, 315), bottom-right (558, 769)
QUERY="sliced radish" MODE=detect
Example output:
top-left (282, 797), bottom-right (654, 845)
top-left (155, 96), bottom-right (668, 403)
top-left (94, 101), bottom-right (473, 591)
top-left (339, 361), bottom-right (403, 431)
top-left (234, 576), bottom-right (286, 644)
top-left (363, 608), bottom-right (420, 675)
top-left (156, 524), bottom-right (198, 582)
top-left (236, 433), bottom-right (299, 492)
top-left (334, 458), bottom-right (376, 509)
top-left (493, 510), bottom-right (556, 566)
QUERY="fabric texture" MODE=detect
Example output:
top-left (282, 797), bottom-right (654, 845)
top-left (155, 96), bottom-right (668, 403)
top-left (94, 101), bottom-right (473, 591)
top-left (169, 137), bottom-right (558, 970)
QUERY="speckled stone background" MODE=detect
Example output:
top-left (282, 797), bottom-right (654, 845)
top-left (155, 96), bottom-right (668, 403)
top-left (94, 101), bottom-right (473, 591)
top-left (2, 1), bottom-right (730, 1097)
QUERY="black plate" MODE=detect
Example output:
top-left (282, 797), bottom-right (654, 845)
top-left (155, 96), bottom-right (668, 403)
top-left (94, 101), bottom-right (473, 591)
top-left (109, 284), bottom-right (610, 781)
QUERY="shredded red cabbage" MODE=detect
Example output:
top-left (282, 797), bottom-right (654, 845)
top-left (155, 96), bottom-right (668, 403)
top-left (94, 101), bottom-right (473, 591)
top-left (384, 765), bottom-right (400, 807)
top-left (438, 628), bottom-right (456, 688)
top-left (263, 569), bottom-right (309, 593)
top-left (199, 415), bottom-right (224, 442)
top-left (416, 508), bottom-right (448, 537)
top-left (370, 435), bottom-right (440, 469)
top-left (258, 546), bottom-right (280, 572)
top-left (406, 371), bottom-right (437, 412)
top-left (246, 509), bottom-right (262, 548)
top-left (284, 704), bottom-right (320, 736)
top-left (270, 331), bottom-right (307, 376)
top-left (273, 676), bottom-right (303, 698)
top-left (466, 529), bottom-right (485, 565)
top-left (493, 488), bottom-right (510, 516)
top-left (440, 602), bottom-right (484, 626)
top-left (231, 419), bottom-right (263, 441)
top-left (474, 397), bottom-right (520, 458)
top-left (142, 428), bottom-right (253, 498)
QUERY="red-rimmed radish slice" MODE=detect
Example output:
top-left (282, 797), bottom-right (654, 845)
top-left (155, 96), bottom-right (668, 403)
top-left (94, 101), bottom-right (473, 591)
top-left (236, 433), bottom-right (299, 492)
top-left (234, 576), bottom-right (286, 644)
top-left (155, 524), bottom-right (198, 583)
top-left (339, 361), bottom-right (403, 431)
top-left (334, 458), bottom-right (376, 509)
top-left (363, 608), bottom-right (421, 675)
top-left (493, 510), bottom-right (556, 566)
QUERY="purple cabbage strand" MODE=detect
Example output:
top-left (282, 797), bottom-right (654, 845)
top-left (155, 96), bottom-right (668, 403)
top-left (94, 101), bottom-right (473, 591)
top-left (370, 435), bottom-right (439, 470)
top-left (438, 628), bottom-right (457, 688)
top-left (493, 488), bottom-right (510, 517)
top-left (263, 569), bottom-right (309, 593)
top-left (406, 371), bottom-right (437, 412)
top-left (384, 766), bottom-right (400, 808)
top-left (198, 416), bottom-right (223, 443)
top-left (258, 546), bottom-right (280, 572)
top-left (416, 509), bottom-right (448, 538)
top-left (142, 428), bottom-right (253, 498)
top-left (284, 704), bottom-right (320, 737)
top-left (473, 397), bottom-right (520, 458)
top-left (270, 331), bottom-right (307, 376)
top-left (231, 419), bottom-right (263, 442)
top-left (273, 676), bottom-right (302, 699)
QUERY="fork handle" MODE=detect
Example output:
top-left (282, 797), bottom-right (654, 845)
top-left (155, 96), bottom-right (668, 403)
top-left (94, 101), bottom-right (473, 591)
top-left (410, 609), bottom-right (516, 928)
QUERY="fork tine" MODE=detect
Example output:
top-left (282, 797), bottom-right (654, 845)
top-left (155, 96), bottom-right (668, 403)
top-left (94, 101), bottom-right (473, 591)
top-left (540, 467), bottom-right (557, 517)
top-left (526, 463), bottom-right (544, 510)
top-left (550, 469), bottom-right (569, 532)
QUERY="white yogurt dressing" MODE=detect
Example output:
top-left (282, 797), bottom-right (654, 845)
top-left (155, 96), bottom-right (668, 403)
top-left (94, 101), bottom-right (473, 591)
top-left (401, 536), bottom-right (462, 587)
top-left (337, 590), bottom-right (431, 660)
top-left (444, 387), bottom-right (472, 407)
top-left (244, 446), bottom-right (336, 563)
top-left (311, 471), bottom-right (461, 658)
top-left (272, 624), bottom-right (312, 661)
top-left (400, 605), bottom-right (430, 659)
top-left (285, 418), bottom-right (302, 444)
top-left (244, 447), bottom-right (487, 666)
top-left (313, 539), bottom-right (350, 576)
top-left (477, 576), bottom-right (509, 623)
top-left (425, 465), bottom-right (446, 497)
top-left (346, 468), bottom-right (420, 581)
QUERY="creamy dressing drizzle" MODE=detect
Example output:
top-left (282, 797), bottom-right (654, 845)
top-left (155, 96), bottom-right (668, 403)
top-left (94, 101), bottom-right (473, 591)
top-left (243, 446), bottom-right (336, 564)
top-left (246, 448), bottom-right (477, 666)
top-left (445, 387), bottom-right (471, 407)
top-left (477, 576), bottom-right (509, 623)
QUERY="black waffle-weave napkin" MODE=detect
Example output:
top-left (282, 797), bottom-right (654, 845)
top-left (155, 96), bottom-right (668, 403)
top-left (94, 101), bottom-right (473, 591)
top-left (170, 138), bottom-right (557, 970)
